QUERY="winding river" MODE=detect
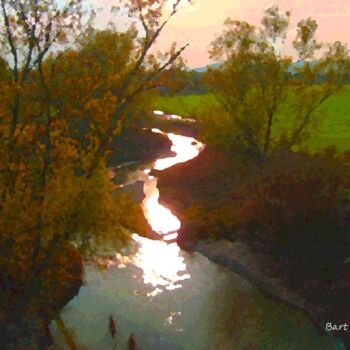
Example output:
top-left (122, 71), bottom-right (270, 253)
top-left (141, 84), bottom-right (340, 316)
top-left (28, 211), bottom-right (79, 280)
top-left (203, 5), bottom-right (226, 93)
top-left (51, 125), bottom-right (345, 350)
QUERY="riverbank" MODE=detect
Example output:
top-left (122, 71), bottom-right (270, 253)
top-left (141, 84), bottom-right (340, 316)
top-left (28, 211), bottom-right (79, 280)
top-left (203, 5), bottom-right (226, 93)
top-left (108, 127), bottom-right (174, 167)
top-left (194, 237), bottom-right (350, 347)
top-left (50, 127), bottom-right (346, 350)
top-left (0, 243), bottom-right (83, 349)
top-left (154, 145), bottom-right (350, 348)
top-left (106, 116), bottom-right (200, 168)
top-left (193, 238), bottom-right (332, 335)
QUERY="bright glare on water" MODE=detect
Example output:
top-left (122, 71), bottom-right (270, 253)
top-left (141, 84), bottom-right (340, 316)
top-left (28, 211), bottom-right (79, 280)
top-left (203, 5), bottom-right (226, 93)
top-left (142, 130), bottom-right (203, 241)
top-left (117, 234), bottom-right (190, 297)
top-left (53, 128), bottom-right (343, 350)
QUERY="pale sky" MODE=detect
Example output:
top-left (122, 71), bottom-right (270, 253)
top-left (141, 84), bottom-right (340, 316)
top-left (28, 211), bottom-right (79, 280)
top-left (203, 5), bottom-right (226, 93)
top-left (96, 0), bottom-right (350, 68)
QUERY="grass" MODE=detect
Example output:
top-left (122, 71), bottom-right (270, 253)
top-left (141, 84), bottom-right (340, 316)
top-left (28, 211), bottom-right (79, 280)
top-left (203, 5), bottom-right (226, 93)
top-left (308, 86), bottom-right (350, 151)
top-left (152, 86), bottom-right (350, 152)
top-left (150, 94), bottom-right (219, 119)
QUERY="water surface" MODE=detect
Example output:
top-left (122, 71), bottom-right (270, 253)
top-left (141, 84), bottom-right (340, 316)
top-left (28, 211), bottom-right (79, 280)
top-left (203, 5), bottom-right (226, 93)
top-left (52, 128), bottom-right (344, 350)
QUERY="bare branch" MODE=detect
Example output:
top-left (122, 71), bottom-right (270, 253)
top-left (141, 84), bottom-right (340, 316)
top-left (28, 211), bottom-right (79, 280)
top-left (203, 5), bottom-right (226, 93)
top-left (290, 90), bottom-right (332, 146)
top-left (114, 43), bottom-right (189, 124)
top-left (20, 0), bottom-right (39, 82)
top-left (136, 0), bottom-right (149, 40)
top-left (1, 0), bottom-right (18, 80)
top-left (118, 0), bottom-right (186, 98)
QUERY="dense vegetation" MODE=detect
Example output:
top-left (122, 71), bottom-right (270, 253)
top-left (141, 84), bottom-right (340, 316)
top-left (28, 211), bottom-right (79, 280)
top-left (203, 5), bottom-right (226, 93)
top-left (155, 6), bottom-right (350, 344)
top-left (1, 0), bottom-right (350, 347)
top-left (0, 0), bottom-right (191, 348)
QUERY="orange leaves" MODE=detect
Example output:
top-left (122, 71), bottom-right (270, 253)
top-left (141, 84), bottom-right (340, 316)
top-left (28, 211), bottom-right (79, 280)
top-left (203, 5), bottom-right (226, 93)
top-left (0, 0), bottom-right (192, 322)
top-left (13, 124), bottom-right (37, 145)
top-left (113, 120), bottom-right (123, 136)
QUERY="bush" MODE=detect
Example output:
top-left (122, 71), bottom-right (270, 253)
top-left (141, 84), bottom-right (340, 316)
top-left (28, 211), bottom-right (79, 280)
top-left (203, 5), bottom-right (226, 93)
top-left (238, 150), bottom-right (350, 286)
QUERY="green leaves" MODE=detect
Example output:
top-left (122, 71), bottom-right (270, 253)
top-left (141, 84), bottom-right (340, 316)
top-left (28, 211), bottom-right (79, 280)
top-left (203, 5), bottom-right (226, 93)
top-left (202, 8), bottom-right (350, 162)
top-left (293, 17), bottom-right (321, 60)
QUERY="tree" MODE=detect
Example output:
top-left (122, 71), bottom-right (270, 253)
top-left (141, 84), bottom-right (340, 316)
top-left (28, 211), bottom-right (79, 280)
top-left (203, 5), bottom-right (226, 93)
top-left (0, 0), bottom-right (84, 143)
top-left (261, 5), bottom-right (290, 55)
top-left (237, 149), bottom-right (350, 289)
top-left (292, 17), bottom-right (321, 61)
top-left (85, 0), bottom-right (192, 175)
top-left (0, 0), bottom-right (192, 348)
top-left (202, 7), bottom-right (350, 162)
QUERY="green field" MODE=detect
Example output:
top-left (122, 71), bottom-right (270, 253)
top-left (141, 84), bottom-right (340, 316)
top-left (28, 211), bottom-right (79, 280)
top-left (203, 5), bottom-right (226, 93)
top-left (151, 94), bottom-right (219, 119)
top-left (152, 87), bottom-right (350, 152)
top-left (308, 86), bottom-right (350, 151)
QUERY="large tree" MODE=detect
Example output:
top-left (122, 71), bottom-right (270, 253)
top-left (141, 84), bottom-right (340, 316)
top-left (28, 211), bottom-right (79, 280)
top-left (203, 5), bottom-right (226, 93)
top-left (203, 6), bottom-right (350, 162)
top-left (0, 0), bottom-right (191, 348)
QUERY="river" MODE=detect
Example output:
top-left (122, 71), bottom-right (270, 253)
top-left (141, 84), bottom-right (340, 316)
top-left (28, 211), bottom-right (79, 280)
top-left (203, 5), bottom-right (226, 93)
top-left (51, 126), bottom-right (345, 350)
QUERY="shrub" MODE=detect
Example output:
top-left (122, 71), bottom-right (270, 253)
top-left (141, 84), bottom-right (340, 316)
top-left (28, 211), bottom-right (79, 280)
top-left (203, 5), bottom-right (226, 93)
top-left (239, 150), bottom-right (350, 286)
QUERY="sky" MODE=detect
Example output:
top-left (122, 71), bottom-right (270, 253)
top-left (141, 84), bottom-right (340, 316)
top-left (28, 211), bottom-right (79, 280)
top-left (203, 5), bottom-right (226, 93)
top-left (96, 0), bottom-right (350, 68)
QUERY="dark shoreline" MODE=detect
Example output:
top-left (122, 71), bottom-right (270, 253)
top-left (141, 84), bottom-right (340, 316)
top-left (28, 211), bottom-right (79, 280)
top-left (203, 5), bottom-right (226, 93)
top-left (154, 144), bottom-right (349, 348)
top-left (108, 127), bottom-right (174, 167)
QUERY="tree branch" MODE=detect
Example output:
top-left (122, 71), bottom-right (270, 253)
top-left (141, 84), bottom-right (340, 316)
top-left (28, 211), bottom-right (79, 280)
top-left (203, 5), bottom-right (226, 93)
top-left (118, 0), bottom-right (184, 98)
top-left (1, 0), bottom-right (18, 80)
top-left (20, 0), bottom-right (39, 82)
top-left (290, 90), bottom-right (332, 147)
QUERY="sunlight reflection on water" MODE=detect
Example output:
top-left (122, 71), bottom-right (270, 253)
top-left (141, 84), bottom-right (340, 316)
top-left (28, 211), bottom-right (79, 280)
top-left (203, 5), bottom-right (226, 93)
top-left (116, 128), bottom-right (203, 296)
top-left (154, 132), bottom-right (203, 171)
top-left (116, 234), bottom-right (190, 296)
top-left (142, 176), bottom-right (181, 234)
top-left (54, 124), bottom-right (343, 350)
top-left (142, 128), bottom-right (203, 240)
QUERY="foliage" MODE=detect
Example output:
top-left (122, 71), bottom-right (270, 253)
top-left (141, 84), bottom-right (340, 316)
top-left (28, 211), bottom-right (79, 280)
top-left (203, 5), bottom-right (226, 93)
top-left (202, 6), bottom-right (350, 162)
top-left (156, 69), bottom-right (209, 96)
top-left (0, 0), bottom-right (192, 346)
top-left (184, 202), bottom-right (238, 239)
top-left (152, 84), bottom-right (350, 152)
top-left (237, 149), bottom-right (350, 285)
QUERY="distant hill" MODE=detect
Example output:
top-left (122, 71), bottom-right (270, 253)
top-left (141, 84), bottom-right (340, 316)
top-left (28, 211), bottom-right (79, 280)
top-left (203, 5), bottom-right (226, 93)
top-left (192, 62), bottom-right (222, 73)
top-left (173, 60), bottom-right (328, 96)
top-left (193, 60), bottom-right (319, 74)
top-left (288, 60), bottom-right (318, 73)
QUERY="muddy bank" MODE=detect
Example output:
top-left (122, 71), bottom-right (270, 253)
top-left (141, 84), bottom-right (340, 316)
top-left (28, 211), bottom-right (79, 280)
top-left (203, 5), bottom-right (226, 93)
top-left (153, 146), bottom-right (241, 244)
top-left (153, 146), bottom-right (232, 209)
top-left (193, 239), bottom-right (339, 339)
top-left (194, 237), bottom-right (350, 347)
top-left (154, 146), bottom-right (349, 348)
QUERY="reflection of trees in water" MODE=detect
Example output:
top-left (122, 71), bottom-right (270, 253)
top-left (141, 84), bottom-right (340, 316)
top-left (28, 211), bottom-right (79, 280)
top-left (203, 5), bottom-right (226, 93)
top-left (55, 315), bottom-right (79, 350)
top-left (208, 280), bottom-right (339, 350)
top-left (207, 281), bottom-right (262, 350)
top-left (56, 315), bottom-right (143, 350)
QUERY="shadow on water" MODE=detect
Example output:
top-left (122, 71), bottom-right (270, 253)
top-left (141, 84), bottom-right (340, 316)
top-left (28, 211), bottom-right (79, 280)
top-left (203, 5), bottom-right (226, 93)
top-left (51, 126), bottom-right (345, 350)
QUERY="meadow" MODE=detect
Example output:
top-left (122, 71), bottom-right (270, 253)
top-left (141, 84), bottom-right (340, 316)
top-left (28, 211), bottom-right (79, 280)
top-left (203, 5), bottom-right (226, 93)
top-left (152, 86), bottom-right (350, 152)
